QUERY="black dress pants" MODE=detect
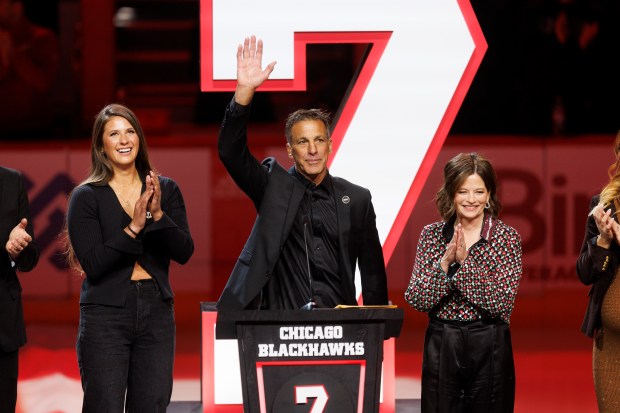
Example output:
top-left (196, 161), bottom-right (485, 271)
top-left (421, 318), bottom-right (515, 413)
top-left (77, 280), bottom-right (176, 413)
top-left (0, 349), bottom-right (18, 413)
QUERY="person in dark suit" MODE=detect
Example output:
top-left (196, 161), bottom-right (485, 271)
top-left (0, 165), bottom-right (39, 413)
top-left (216, 35), bottom-right (388, 311)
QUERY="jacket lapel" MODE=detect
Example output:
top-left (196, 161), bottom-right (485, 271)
top-left (332, 177), bottom-right (352, 275)
top-left (283, 167), bottom-right (307, 242)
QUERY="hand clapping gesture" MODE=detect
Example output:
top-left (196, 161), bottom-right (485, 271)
top-left (147, 171), bottom-right (163, 221)
top-left (591, 203), bottom-right (620, 248)
top-left (440, 224), bottom-right (468, 273)
top-left (126, 171), bottom-right (163, 237)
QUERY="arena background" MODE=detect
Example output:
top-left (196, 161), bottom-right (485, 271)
top-left (2, 0), bottom-right (619, 411)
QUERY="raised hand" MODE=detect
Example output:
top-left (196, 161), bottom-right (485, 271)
top-left (234, 35), bottom-right (276, 105)
top-left (5, 218), bottom-right (32, 260)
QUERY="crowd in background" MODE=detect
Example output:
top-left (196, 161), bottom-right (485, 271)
top-left (453, 0), bottom-right (620, 136)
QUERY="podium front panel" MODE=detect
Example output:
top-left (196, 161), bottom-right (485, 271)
top-left (201, 303), bottom-right (402, 413)
top-left (237, 320), bottom-right (383, 412)
top-left (258, 360), bottom-right (364, 412)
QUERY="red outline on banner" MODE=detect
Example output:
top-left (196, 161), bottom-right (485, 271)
top-left (201, 311), bottom-right (240, 413)
top-left (295, 32), bottom-right (392, 159)
top-left (200, 0), bottom-right (486, 264)
top-left (201, 311), bottom-right (216, 408)
top-left (381, 0), bottom-right (487, 262)
top-left (200, 21), bottom-right (391, 158)
top-left (256, 360), bottom-right (366, 413)
top-left (200, 1), bottom-right (484, 408)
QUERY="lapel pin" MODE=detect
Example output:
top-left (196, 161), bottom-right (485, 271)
top-left (342, 196), bottom-right (350, 204)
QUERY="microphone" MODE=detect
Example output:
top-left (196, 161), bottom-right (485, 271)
top-left (299, 216), bottom-right (316, 310)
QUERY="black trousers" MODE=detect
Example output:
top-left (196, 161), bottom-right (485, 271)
top-left (77, 280), bottom-right (176, 413)
top-left (421, 318), bottom-right (515, 413)
top-left (0, 349), bottom-right (18, 413)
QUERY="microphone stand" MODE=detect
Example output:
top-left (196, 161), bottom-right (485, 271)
top-left (300, 217), bottom-right (316, 310)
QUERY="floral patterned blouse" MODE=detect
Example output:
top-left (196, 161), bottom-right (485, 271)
top-left (405, 214), bottom-right (522, 324)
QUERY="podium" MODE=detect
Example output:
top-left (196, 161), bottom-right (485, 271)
top-left (214, 306), bottom-right (403, 413)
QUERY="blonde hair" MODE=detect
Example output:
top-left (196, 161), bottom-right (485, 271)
top-left (599, 130), bottom-right (620, 211)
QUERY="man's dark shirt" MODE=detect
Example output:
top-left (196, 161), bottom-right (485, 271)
top-left (264, 170), bottom-right (344, 309)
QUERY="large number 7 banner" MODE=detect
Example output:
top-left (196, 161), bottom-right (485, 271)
top-left (200, 1), bottom-right (486, 411)
top-left (200, 0), bottom-right (486, 264)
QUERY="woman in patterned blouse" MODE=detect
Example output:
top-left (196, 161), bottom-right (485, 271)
top-left (405, 152), bottom-right (523, 413)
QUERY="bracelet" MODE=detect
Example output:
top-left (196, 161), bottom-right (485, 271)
top-left (127, 225), bottom-right (140, 237)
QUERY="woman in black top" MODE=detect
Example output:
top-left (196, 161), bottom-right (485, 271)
top-left (66, 104), bottom-right (194, 412)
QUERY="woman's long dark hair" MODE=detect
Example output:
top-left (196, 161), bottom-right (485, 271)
top-left (64, 104), bottom-right (155, 273)
top-left (82, 104), bottom-right (153, 186)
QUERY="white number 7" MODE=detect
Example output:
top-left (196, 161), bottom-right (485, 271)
top-left (295, 385), bottom-right (329, 413)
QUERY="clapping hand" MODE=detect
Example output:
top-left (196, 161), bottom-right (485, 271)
top-left (127, 171), bottom-right (164, 236)
top-left (441, 224), bottom-right (468, 273)
top-left (454, 224), bottom-right (468, 264)
top-left (591, 203), bottom-right (619, 248)
top-left (129, 178), bottom-right (154, 233)
top-left (147, 171), bottom-right (163, 221)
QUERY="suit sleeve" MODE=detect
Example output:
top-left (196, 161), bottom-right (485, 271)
top-left (405, 225), bottom-right (452, 312)
top-left (14, 171), bottom-right (39, 272)
top-left (143, 178), bottom-right (194, 264)
top-left (359, 191), bottom-right (389, 305)
top-left (576, 196), bottom-right (616, 286)
top-left (217, 99), bottom-right (269, 210)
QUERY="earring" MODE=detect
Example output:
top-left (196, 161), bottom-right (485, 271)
top-left (485, 201), bottom-right (490, 209)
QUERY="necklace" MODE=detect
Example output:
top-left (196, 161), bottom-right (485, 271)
top-left (110, 179), bottom-right (141, 211)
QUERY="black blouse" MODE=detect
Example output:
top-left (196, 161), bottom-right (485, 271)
top-left (67, 176), bottom-right (194, 306)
